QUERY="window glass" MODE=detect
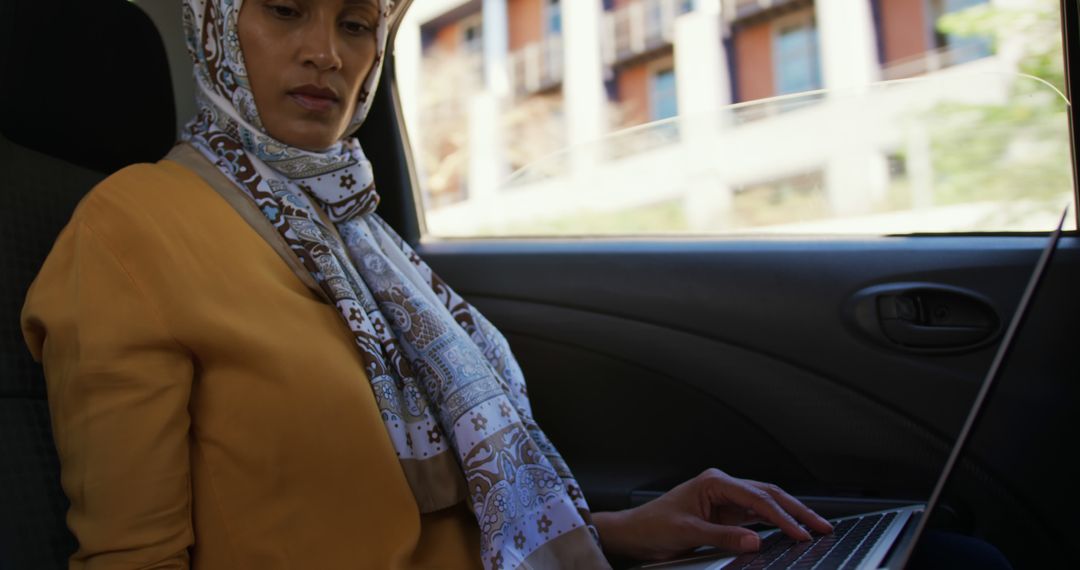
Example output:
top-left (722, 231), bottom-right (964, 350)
top-left (650, 68), bottom-right (678, 121)
top-left (395, 0), bottom-right (1075, 237)
top-left (546, 0), bottom-right (562, 35)
top-left (460, 13), bottom-right (484, 54)
top-left (773, 17), bottom-right (822, 95)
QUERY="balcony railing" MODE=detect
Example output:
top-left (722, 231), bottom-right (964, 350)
top-left (720, 0), bottom-right (805, 23)
top-left (602, 0), bottom-right (693, 66)
top-left (881, 43), bottom-right (992, 81)
top-left (508, 35), bottom-right (564, 97)
top-left (731, 90), bottom-right (825, 125)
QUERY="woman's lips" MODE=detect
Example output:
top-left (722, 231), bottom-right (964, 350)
top-left (289, 92), bottom-right (338, 113)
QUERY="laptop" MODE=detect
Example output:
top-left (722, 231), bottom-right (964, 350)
top-left (630, 206), bottom-right (1071, 570)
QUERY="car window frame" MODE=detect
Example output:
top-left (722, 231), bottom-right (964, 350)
top-left (378, 0), bottom-right (1080, 245)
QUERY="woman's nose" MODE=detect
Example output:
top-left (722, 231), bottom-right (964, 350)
top-left (299, 21), bottom-right (342, 71)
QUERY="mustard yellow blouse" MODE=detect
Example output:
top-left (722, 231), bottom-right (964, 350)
top-left (21, 159), bottom-right (481, 569)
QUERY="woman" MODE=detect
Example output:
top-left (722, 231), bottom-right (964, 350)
top-left (20, 0), bottom-right (832, 567)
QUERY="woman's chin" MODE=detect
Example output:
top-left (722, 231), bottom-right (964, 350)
top-left (266, 120), bottom-right (347, 152)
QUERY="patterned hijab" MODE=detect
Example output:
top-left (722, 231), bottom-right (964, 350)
top-left (180, 1), bottom-right (609, 568)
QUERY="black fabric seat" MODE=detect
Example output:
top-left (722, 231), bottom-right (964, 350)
top-left (0, 1), bottom-right (176, 567)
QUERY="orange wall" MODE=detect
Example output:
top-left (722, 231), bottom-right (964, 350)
top-left (735, 21), bottom-right (774, 102)
top-left (432, 21), bottom-right (460, 55)
top-left (880, 0), bottom-right (928, 64)
top-left (509, 0), bottom-right (543, 50)
top-left (617, 63), bottom-right (650, 127)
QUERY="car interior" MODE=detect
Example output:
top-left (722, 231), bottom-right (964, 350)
top-left (1, 0), bottom-right (1078, 568)
top-left (1, 1), bottom-right (176, 566)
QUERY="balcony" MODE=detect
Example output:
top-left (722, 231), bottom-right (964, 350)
top-left (602, 0), bottom-right (693, 66)
top-left (720, 0), bottom-right (808, 24)
top-left (508, 35), bottom-right (564, 97)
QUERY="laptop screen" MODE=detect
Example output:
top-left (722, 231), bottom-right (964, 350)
top-left (891, 207), bottom-right (1070, 568)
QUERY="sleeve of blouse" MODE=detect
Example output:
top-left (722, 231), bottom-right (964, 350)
top-left (21, 218), bottom-right (194, 570)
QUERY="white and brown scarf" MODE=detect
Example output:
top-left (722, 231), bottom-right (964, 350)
top-left (180, 1), bottom-right (608, 568)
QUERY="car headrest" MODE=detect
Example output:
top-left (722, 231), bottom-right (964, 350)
top-left (0, 0), bottom-right (176, 174)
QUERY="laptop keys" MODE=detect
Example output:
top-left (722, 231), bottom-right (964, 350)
top-left (725, 512), bottom-right (896, 570)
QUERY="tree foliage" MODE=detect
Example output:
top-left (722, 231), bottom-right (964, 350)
top-left (927, 0), bottom-right (1071, 214)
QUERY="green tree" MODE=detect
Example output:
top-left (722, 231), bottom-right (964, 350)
top-left (924, 0), bottom-right (1071, 217)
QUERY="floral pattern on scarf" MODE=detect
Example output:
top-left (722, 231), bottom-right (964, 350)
top-left (180, 1), bottom-right (608, 567)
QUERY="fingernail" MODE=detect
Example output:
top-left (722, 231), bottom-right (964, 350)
top-left (740, 535), bottom-right (760, 551)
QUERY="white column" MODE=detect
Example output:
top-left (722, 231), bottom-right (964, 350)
top-left (816, 0), bottom-right (881, 93)
top-left (467, 0), bottom-right (510, 202)
top-left (467, 92), bottom-right (503, 203)
top-left (817, 0), bottom-right (886, 217)
top-left (562, 0), bottom-right (608, 149)
top-left (906, 122), bottom-right (935, 210)
top-left (482, 0), bottom-right (511, 97)
top-left (676, 0), bottom-right (734, 230)
top-left (675, 0), bottom-right (731, 131)
top-left (824, 146), bottom-right (890, 216)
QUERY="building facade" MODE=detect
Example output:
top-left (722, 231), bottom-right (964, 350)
top-left (395, 0), bottom-right (1031, 235)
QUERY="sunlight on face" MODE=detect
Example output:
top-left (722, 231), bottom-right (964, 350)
top-left (238, 0), bottom-right (379, 151)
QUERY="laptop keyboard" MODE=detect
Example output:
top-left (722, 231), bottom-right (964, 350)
top-left (724, 511), bottom-right (897, 570)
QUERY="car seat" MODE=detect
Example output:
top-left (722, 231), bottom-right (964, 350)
top-left (0, 0), bottom-right (176, 567)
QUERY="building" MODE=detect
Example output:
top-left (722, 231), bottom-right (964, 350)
top-left (395, 0), bottom-right (1038, 235)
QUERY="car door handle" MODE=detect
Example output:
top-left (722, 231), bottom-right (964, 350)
top-left (846, 283), bottom-right (1002, 353)
top-left (879, 319), bottom-right (993, 347)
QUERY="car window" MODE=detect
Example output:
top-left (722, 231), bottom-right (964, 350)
top-left (394, 0), bottom-right (1075, 237)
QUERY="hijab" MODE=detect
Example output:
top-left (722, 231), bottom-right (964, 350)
top-left (180, 1), bottom-right (609, 567)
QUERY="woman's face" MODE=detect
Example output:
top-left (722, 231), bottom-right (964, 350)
top-left (238, 0), bottom-right (379, 151)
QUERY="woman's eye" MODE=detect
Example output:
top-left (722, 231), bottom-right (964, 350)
top-left (341, 19), bottom-right (374, 35)
top-left (267, 4), bottom-right (300, 19)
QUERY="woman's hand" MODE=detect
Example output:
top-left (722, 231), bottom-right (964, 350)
top-left (591, 469), bottom-right (834, 562)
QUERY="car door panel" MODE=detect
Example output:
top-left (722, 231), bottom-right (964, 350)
top-left (418, 236), bottom-right (1079, 565)
top-left (473, 298), bottom-right (945, 498)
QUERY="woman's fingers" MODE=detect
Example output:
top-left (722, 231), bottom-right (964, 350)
top-left (699, 470), bottom-right (810, 541)
top-left (749, 480), bottom-right (834, 535)
top-left (734, 485), bottom-right (811, 541)
top-left (689, 519), bottom-right (762, 553)
top-left (708, 506), bottom-right (763, 526)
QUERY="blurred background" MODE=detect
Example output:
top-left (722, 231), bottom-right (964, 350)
top-left (393, 0), bottom-right (1074, 236)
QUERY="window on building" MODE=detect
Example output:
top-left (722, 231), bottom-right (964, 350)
top-left (650, 68), bottom-right (678, 122)
top-left (930, 0), bottom-right (992, 64)
top-left (773, 15), bottom-right (822, 95)
top-left (461, 13), bottom-right (484, 54)
top-left (546, 0), bottom-right (562, 36)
